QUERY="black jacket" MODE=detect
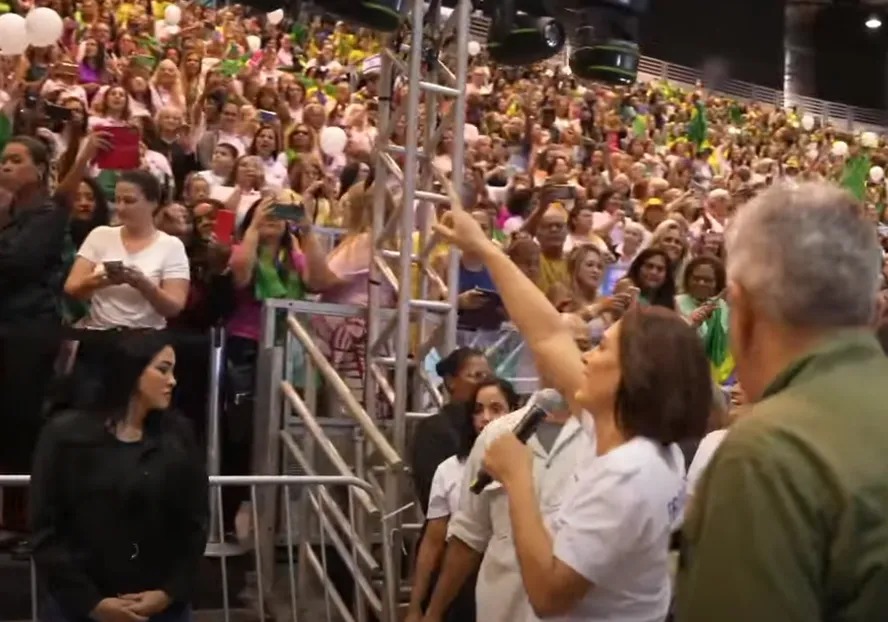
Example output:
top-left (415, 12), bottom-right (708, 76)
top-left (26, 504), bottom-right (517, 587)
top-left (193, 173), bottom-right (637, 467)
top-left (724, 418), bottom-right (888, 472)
top-left (0, 191), bottom-right (70, 323)
top-left (30, 410), bottom-right (209, 619)
top-left (411, 403), bottom-right (465, 515)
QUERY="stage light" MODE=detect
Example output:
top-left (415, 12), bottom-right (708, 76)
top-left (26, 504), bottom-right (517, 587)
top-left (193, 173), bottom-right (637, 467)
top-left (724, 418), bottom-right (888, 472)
top-left (487, 13), bottom-right (566, 66)
top-left (543, 0), bottom-right (647, 85)
top-left (311, 0), bottom-right (406, 32)
top-left (866, 14), bottom-right (882, 30)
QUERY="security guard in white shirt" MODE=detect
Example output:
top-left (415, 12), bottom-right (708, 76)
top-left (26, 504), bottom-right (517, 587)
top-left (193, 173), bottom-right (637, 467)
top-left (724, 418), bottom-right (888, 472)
top-left (421, 385), bottom-right (592, 622)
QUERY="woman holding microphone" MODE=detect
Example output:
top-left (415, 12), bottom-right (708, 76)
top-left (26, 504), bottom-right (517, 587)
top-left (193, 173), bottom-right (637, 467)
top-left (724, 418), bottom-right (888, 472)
top-left (432, 178), bottom-right (712, 621)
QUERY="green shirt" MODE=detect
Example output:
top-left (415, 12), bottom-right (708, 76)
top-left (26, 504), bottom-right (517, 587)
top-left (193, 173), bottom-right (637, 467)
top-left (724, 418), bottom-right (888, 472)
top-left (676, 330), bottom-right (888, 622)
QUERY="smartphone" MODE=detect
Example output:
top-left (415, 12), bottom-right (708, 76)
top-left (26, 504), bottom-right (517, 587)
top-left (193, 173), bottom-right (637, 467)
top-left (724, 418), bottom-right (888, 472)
top-left (213, 209), bottom-right (236, 244)
top-left (474, 288), bottom-right (502, 305)
top-left (271, 203), bottom-right (306, 222)
top-left (103, 260), bottom-right (124, 274)
top-left (258, 109), bottom-right (278, 124)
top-left (45, 103), bottom-right (72, 122)
top-left (547, 185), bottom-right (577, 201)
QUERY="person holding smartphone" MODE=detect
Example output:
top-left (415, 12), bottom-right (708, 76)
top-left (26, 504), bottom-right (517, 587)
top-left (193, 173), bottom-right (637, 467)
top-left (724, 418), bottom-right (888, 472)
top-left (63, 170), bottom-right (190, 405)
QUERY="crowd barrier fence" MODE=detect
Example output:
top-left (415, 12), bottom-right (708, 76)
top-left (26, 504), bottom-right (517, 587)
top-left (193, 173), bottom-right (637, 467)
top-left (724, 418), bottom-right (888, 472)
top-left (0, 474), bottom-right (396, 622)
top-left (248, 300), bottom-right (411, 619)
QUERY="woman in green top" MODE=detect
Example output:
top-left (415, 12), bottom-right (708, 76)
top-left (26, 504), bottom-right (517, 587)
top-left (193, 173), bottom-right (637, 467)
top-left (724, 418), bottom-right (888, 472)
top-left (675, 255), bottom-right (734, 384)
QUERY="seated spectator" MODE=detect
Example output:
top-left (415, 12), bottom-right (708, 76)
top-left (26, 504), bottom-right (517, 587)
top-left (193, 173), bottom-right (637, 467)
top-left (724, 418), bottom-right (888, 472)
top-left (31, 332), bottom-right (207, 622)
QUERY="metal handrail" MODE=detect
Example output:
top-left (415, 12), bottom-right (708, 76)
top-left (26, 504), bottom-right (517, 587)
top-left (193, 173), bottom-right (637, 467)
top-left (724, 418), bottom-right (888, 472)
top-left (286, 314), bottom-right (403, 468)
top-left (280, 381), bottom-right (379, 515)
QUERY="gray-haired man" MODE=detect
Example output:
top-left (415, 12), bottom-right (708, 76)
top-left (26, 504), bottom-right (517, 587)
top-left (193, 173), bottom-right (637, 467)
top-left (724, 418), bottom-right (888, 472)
top-left (676, 182), bottom-right (888, 622)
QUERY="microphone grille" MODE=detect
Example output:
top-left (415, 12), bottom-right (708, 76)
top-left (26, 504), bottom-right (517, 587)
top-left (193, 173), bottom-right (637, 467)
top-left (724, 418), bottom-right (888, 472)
top-left (534, 388), bottom-right (568, 414)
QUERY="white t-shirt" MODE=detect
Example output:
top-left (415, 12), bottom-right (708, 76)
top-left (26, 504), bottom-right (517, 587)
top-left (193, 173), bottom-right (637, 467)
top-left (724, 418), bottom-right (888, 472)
top-left (427, 455), bottom-right (466, 521)
top-left (78, 226), bottom-right (190, 330)
top-left (685, 430), bottom-right (728, 500)
top-left (548, 437), bottom-right (685, 622)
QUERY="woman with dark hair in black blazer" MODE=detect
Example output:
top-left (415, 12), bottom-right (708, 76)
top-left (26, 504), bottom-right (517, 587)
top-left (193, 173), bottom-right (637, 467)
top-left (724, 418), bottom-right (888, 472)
top-left (31, 331), bottom-right (208, 622)
top-left (405, 377), bottom-right (520, 622)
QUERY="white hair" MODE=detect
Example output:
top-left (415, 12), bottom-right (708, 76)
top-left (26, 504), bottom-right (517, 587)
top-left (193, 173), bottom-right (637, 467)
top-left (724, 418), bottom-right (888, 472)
top-left (725, 181), bottom-right (880, 327)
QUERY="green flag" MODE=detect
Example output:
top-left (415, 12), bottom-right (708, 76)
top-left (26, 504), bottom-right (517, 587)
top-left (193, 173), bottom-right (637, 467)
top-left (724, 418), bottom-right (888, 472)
top-left (841, 154), bottom-right (871, 201)
top-left (729, 104), bottom-right (744, 126)
top-left (632, 114), bottom-right (647, 138)
top-left (291, 23), bottom-right (307, 44)
top-left (687, 101), bottom-right (707, 148)
top-left (0, 114), bottom-right (11, 154)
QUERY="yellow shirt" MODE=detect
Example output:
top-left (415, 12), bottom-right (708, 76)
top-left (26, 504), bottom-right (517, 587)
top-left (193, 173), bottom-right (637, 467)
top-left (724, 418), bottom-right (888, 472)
top-left (537, 254), bottom-right (569, 294)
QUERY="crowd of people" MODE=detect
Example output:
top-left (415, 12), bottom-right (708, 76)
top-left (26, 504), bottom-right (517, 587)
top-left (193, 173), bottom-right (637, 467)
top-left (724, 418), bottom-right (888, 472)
top-left (1, 0), bottom-right (888, 620)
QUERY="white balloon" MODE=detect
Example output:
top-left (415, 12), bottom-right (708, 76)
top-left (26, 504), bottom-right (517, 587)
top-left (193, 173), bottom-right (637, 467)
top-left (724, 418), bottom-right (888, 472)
top-left (267, 9), bottom-right (284, 25)
top-left (319, 126), bottom-right (348, 156)
top-left (25, 7), bottom-right (62, 47)
top-left (0, 13), bottom-right (28, 56)
top-left (464, 124), bottom-right (479, 143)
top-left (467, 40), bottom-right (481, 57)
top-left (861, 131), bottom-right (879, 149)
top-left (164, 4), bottom-right (181, 26)
top-left (832, 141), bottom-right (849, 157)
top-left (246, 35), bottom-right (261, 53)
top-left (801, 114), bottom-right (814, 131)
top-left (870, 166), bottom-right (885, 183)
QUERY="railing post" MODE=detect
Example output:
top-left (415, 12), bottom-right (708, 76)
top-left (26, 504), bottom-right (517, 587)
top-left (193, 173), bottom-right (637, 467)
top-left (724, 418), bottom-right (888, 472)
top-left (252, 304), bottom-right (285, 610)
top-left (204, 326), bottom-right (239, 557)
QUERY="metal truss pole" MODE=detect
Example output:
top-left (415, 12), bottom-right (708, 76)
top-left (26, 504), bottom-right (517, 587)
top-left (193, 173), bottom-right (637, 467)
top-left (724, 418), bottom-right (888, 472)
top-left (366, 0), bottom-right (470, 452)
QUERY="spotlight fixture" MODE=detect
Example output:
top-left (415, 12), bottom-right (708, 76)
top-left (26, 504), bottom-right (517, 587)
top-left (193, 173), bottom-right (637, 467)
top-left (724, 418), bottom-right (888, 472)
top-left (543, 0), bottom-right (647, 86)
top-left (487, 12), bottom-right (566, 66)
top-left (866, 14), bottom-right (882, 30)
top-left (312, 0), bottom-right (406, 32)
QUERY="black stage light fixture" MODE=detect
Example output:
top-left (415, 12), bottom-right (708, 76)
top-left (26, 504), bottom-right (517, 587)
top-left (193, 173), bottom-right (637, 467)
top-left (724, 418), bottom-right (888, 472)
top-left (313, 0), bottom-right (406, 32)
top-left (486, 0), bottom-right (566, 66)
top-left (543, 0), bottom-right (647, 85)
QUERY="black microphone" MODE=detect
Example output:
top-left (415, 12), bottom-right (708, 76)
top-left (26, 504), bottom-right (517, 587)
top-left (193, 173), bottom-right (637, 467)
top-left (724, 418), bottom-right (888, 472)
top-left (469, 405), bottom-right (548, 494)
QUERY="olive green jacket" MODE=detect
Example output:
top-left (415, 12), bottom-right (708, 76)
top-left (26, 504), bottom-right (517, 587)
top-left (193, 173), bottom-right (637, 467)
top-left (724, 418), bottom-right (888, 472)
top-left (676, 330), bottom-right (888, 622)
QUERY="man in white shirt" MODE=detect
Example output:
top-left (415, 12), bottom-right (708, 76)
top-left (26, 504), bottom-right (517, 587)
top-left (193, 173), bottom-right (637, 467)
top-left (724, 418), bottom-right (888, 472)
top-left (421, 387), bottom-right (591, 622)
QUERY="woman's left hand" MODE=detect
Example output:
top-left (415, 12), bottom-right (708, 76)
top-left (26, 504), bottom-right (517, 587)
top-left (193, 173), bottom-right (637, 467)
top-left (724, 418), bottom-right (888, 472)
top-left (120, 591), bottom-right (171, 617)
top-left (483, 433), bottom-right (533, 488)
top-left (121, 266), bottom-right (150, 290)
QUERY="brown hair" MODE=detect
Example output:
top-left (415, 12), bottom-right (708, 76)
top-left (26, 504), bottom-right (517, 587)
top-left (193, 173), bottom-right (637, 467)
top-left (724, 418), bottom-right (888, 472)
top-left (615, 306), bottom-right (711, 444)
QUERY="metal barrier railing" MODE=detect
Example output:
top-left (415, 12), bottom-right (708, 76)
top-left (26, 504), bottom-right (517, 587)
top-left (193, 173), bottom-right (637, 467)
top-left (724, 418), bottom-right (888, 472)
top-left (247, 299), bottom-right (413, 618)
top-left (2, 474), bottom-right (396, 622)
top-left (461, 324), bottom-right (540, 396)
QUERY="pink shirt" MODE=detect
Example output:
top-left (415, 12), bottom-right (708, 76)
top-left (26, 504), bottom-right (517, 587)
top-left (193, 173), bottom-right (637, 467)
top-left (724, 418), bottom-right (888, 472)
top-left (225, 244), bottom-right (306, 341)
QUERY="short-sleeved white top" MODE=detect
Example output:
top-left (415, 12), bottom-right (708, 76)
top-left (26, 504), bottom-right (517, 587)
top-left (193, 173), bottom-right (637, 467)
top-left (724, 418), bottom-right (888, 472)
top-left (78, 226), bottom-right (190, 330)
top-left (548, 437), bottom-right (686, 622)
top-left (426, 455), bottom-right (466, 521)
top-left (685, 429), bottom-right (728, 500)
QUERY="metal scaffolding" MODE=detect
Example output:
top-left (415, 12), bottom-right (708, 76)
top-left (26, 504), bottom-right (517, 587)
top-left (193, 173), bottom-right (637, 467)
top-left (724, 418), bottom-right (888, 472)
top-left (366, 0), bottom-right (470, 456)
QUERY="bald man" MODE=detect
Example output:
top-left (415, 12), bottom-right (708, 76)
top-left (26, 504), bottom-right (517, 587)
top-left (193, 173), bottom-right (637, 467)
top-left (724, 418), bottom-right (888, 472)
top-left (523, 203), bottom-right (570, 294)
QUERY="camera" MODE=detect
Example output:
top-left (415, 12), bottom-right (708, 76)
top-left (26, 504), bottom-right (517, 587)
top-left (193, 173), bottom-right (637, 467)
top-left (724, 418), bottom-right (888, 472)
top-left (543, 0), bottom-right (648, 85)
